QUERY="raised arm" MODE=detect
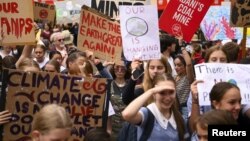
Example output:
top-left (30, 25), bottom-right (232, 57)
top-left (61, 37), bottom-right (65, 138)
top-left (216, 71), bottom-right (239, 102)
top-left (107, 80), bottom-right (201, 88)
top-left (188, 80), bottom-right (203, 133)
top-left (122, 85), bottom-right (170, 125)
top-left (15, 45), bottom-right (34, 68)
top-left (122, 60), bottom-right (144, 105)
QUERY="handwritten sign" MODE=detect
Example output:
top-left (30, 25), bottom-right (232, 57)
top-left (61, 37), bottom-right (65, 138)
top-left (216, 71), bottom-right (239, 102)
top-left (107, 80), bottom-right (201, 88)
top-left (34, 2), bottom-right (56, 25)
top-left (119, 5), bottom-right (161, 61)
top-left (200, 6), bottom-right (243, 41)
top-left (54, 0), bottom-right (91, 24)
top-left (77, 5), bottom-right (122, 62)
top-left (3, 69), bottom-right (109, 141)
top-left (230, 0), bottom-right (250, 27)
top-left (159, 0), bottom-right (213, 42)
top-left (92, 0), bottom-right (151, 20)
top-left (0, 0), bottom-right (35, 46)
top-left (194, 63), bottom-right (250, 106)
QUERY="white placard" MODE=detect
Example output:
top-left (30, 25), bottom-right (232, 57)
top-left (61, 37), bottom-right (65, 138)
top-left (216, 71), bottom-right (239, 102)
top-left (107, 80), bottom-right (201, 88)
top-left (119, 5), bottom-right (161, 61)
top-left (195, 63), bottom-right (250, 106)
top-left (55, 0), bottom-right (91, 24)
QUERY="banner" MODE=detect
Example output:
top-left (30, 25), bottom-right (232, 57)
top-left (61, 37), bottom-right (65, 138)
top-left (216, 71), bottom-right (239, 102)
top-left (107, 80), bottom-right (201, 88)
top-left (194, 63), bottom-right (250, 106)
top-left (159, 0), bottom-right (213, 42)
top-left (0, 0), bottom-right (36, 46)
top-left (230, 0), bottom-right (250, 27)
top-left (54, 0), bottom-right (91, 24)
top-left (78, 6), bottom-right (122, 62)
top-left (200, 6), bottom-right (243, 41)
top-left (119, 5), bottom-right (161, 61)
top-left (34, 2), bottom-right (56, 25)
top-left (2, 69), bottom-right (110, 141)
top-left (91, 0), bottom-right (151, 20)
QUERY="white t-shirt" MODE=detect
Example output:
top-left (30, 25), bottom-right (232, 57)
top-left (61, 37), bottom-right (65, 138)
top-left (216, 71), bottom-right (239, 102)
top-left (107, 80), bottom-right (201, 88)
top-left (168, 57), bottom-right (177, 77)
top-left (34, 57), bottom-right (49, 69)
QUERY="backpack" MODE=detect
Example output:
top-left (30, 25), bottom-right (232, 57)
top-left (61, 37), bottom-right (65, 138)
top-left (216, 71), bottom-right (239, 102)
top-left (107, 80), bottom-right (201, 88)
top-left (117, 108), bottom-right (155, 141)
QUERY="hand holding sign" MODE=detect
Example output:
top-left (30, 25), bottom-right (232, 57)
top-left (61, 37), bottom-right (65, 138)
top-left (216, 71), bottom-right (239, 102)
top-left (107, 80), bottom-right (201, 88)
top-left (0, 110), bottom-right (12, 125)
top-left (191, 80), bottom-right (204, 104)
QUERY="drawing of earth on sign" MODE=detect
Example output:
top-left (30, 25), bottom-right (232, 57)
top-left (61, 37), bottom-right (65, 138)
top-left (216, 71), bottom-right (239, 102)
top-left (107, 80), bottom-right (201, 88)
top-left (126, 17), bottom-right (148, 37)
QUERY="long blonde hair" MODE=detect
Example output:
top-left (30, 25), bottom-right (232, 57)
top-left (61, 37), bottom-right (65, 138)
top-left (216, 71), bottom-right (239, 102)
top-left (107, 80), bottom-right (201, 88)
top-left (32, 104), bottom-right (72, 134)
top-left (143, 55), bottom-right (172, 104)
top-left (152, 74), bottom-right (185, 141)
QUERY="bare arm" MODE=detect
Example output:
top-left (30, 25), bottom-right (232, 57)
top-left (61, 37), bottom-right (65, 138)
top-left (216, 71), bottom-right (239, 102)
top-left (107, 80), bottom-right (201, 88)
top-left (181, 47), bottom-right (195, 84)
top-left (122, 85), bottom-right (171, 125)
top-left (15, 45), bottom-right (34, 68)
top-left (188, 80), bottom-right (203, 133)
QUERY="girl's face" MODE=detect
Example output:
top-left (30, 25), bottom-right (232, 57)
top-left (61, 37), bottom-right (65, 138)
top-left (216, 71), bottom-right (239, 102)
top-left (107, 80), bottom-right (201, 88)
top-left (208, 50), bottom-right (227, 63)
top-left (3, 46), bottom-right (12, 53)
top-left (196, 124), bottom-right (208, 141)
top-left (52, 54), bottom-right (62, 64)
top-left (45, 24), bottom-right (49, 31)
top-left (68, 57), bottom-right (85, 75)
top-left (114, 65), bottom-right (126, 78)
top-left (44, 64), bottom-right (57, 73)
top-left (154, 80), bottom-right (176, 111)
top-left (34, 47), bottom-right (45, 62)
top-left (34, 128), bottom-right (70, 141)
top-left (212, 87), bottom-right (241, 119)
top-left (148, 60), bottom-right (166, 79)
top-left (174, 58), bottom-right (185, 75)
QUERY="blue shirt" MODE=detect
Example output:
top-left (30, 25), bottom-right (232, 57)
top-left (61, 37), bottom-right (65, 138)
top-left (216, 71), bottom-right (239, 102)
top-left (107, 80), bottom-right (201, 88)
top-left (137, 107), bottom-right (180, 141)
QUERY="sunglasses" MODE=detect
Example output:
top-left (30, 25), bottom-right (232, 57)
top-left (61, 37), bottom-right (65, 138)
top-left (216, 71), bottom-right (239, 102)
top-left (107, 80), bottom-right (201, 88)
top-left (58, 39), bottom-right (64, 42)
top-left (114, 66), bottom-right (126, 72)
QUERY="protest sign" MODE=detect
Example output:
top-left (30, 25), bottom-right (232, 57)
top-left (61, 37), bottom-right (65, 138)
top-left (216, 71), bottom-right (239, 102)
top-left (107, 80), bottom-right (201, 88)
top-left (92, 0), bottom-right (151, 20)
top-left (194, 63), bottom-right (250, 106)
top-left (119, 5), bottom-right (161, 61)
top-left (78, 5), bottom-right (122, 62)
top-left (212, 0), bottom-right (223, 5)
top-left (34, 2), bottom-right (56, 25)
top-left (2, 69), bottom-right (110, 141)
top-left (0, 0), bottom-right (36, 45)
top-left (159, 0), bottom-right (213, 42)
top-left (200, 6), bottom-right (243, 41)
top-left (230, 0), bottom-right (250, 27)
top-left (54, 0), bottom-right (91, 24)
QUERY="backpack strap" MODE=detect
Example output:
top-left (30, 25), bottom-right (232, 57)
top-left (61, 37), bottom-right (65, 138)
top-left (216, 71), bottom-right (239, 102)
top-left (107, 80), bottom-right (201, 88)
top-left (139, 107), bottom-right (155, 141)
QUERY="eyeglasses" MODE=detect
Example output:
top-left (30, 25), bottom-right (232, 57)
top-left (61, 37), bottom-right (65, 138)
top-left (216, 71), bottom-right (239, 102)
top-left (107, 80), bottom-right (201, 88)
top-left (58, 39), bottom-right (64, 42)
top-left (114, 66), bottom-right (126, 72)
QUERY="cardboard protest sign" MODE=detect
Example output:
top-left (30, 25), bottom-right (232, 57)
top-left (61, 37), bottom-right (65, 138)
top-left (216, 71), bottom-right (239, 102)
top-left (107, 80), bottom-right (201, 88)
top-left (78, 5), bottom-right (122, 62)
top-left (119, 5), bottom-right (161, 61)
top-left (194, 63), bottom-right (250, 106)
top-left (0, 0), bottom-right (36, 46)
top-left (34, 2), bottom-right (56, 25)
top-left (159, 0), bottom-right (213, 42)
top-left (54, 0), bottom-right (91, 24)
top-left (2, 69), bottom-right (110, 141)
top-left (92, 0), bottom-right (151, 20)
top-left (200, 6), bottom-right (243, 41)
top-left (230, 0), bottom-right (250, 27)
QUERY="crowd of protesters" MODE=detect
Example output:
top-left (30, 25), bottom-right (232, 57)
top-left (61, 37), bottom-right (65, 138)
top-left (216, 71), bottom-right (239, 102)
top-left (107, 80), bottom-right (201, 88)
top-left (0, 19), bottom-right (250, 141)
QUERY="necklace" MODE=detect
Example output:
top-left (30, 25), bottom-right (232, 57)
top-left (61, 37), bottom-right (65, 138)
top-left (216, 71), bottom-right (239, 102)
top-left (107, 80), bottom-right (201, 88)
top-left (115, 81), bottom-right (126, 87)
